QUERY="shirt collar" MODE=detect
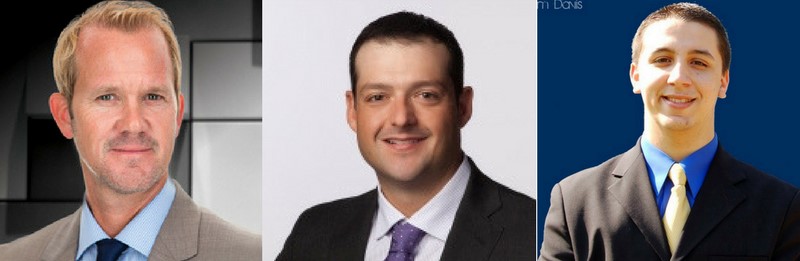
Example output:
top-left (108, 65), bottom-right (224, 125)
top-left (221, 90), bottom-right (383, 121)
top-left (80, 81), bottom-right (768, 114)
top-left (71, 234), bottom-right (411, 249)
top-left (642, 135), bottom-right (718, 197)
top-left (77, 179), bottom-right (176, 260)
top-left (373, 156), bottom-right (471, 242)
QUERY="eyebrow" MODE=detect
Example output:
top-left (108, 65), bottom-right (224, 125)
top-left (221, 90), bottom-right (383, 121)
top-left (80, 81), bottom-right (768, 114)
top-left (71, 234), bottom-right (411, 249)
top-left (359, 80), bottom-right (446, 92)
top-left (651, 47), bottom-right (716, 60)
top-left (89, 85), bottom-right (172, 96)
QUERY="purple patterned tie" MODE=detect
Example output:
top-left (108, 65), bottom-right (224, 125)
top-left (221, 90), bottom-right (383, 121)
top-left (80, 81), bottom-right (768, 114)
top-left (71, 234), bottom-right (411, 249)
top-left (385, 221), bottom-right (426, 261)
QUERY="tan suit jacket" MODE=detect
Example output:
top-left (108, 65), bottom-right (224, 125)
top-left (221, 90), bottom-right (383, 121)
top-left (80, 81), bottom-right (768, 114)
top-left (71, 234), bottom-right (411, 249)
top-left (0, 180), bottom-right (261, 260)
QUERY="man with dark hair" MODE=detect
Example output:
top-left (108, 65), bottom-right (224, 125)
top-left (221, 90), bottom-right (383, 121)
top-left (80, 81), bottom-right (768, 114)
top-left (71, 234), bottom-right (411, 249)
top-left (278, 11), bottom-right (536, 260)
top-left (539, 3), bottom-right (799, 260)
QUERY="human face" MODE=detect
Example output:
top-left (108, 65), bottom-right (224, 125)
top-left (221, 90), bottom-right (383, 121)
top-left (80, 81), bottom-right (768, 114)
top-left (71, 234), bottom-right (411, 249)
top-left (630, 19), bottom-right (729, 137)
top-left (50, 25), bottom-right (183, 195)
top-left (347, 39), bottom-right (472, 188)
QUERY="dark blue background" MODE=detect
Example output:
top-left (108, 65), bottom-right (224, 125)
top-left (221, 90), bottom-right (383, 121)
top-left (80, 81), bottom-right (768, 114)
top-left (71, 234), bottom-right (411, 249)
top-left (538, 0), bottom-right (800, 250)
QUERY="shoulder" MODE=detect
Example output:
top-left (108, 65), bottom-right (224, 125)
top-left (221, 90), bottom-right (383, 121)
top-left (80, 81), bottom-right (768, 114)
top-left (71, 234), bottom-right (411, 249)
top-left (195, 208), bottom-right (262, 260)
top-left (0, 210), bottom-right (78, 259)
top-left (477, 173), bottom-right (536, 209)
top-left (465, 157), bottom-right (535, 207)
top-left (558, 151), bottom-right (630, 190)
top-left (277, 190), bottom-right (376, 260)
top-left (724, 153), bottom-right (799, 200)
top-left (294, 190), bottom-right (377, 229)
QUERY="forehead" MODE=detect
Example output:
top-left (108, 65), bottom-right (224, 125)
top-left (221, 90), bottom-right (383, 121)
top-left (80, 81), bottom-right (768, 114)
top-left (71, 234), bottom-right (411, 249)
top-left (639, 19), bottom-right (721, 58)
top-left (73, 25), bottom-right (172, 86)
top-left (354, 39), bottom-right (450, 84)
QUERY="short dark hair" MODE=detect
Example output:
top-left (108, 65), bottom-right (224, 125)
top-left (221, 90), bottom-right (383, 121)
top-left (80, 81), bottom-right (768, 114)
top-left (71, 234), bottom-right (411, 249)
top-left (631, 2), bottom-right (731, 72)
top-left (349, 11), bottom-right (464, 98)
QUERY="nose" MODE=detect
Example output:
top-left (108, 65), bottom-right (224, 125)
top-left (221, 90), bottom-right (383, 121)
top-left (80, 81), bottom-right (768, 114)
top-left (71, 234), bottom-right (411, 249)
top-left (390, 97), bottom-right (417, 128)
top-left (667, 62), bottom-right (691, 87)
top-left (118, 100), bottom-right (147, 134)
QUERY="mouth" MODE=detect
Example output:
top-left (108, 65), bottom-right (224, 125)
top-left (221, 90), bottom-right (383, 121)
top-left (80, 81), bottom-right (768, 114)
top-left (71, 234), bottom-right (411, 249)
top-left (662, 95), bottom-right (696, 108)
top-left (110, 147), bottom-right (153, 154)
top-left (382, 137), bottom-right (427, 151)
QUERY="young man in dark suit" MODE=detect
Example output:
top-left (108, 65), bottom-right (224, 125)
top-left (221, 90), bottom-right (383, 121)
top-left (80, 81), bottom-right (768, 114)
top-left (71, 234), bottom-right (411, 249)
top-left (539, 3), bottom-right (800, 260)
top-left (278, 11), bottom-right (536, 260)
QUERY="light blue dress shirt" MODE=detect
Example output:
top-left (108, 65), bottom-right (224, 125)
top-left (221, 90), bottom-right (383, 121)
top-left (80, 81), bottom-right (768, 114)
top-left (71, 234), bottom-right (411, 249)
top-left (642, 135), bottom-right (718, 217)
top-left (76, 180), bottom-right (176, 261)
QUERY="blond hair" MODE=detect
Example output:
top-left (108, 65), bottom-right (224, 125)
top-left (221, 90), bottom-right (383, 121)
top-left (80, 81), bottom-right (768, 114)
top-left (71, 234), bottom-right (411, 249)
top-left (53, 0), bottom-right (181, 105)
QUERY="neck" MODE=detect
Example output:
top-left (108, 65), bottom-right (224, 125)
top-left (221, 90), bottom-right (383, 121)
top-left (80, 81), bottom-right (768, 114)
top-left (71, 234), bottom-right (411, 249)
top-left (644, 121), bottom-right (714, 162)
top-left (379, 155), bottom-right (463, 218)
top-left (84, 176), bottom-right (167, 238)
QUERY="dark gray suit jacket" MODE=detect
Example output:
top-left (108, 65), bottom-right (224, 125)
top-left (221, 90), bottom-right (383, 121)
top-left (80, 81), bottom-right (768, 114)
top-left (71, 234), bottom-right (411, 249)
top-left (278, 159), bottom-right (537, 260)
top-left (540, 141), bottom-right (800, 260)
top-left (0, 180), bottom-right (261, 260)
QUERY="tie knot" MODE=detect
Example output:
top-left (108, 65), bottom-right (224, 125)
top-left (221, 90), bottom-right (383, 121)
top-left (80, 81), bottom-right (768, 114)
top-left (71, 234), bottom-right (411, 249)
top-left (96, 238), bottom-right (128, 261)
top-left (669, 163), bottom-right (686, 186)
top-left (385, 221), bottom-right (426, 261)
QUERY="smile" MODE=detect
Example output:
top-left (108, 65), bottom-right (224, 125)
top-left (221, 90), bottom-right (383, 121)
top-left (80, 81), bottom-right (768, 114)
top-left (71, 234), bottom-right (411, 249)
top-left (110, 147), bottom-right (153, 153)
top-left (665, 97), bottom-right (694, 103)
top-left (662, 95), bottom-right (696, 108)
top-left (385, 138), bottom-right (424, 145)
top-left (382, 136), bottom-right (427, 151)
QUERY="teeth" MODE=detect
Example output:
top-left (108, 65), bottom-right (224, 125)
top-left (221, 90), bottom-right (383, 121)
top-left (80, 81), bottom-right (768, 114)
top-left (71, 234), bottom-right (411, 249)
top-left (667, 97), bottom-right (691, 103)
top-left (388, 139), bottom-right (419, 145)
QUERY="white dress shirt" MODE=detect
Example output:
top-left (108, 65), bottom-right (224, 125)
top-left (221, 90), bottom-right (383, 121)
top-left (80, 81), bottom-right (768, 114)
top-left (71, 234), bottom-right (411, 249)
top-left (364, 156), bottom-right (471, 261)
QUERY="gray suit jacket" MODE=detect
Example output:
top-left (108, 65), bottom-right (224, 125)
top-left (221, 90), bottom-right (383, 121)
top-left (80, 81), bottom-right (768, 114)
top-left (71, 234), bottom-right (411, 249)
top-left (277, 158), bottom-right (537, 260)
top-left (0, 180), bottom-right (261, 260)
top-left (540, 141), bottom-right (800, 260)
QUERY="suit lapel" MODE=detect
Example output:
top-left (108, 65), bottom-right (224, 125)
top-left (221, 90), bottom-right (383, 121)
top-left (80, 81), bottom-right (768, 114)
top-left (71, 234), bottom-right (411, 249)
top-left (673, 147), bottom-right (746, 257)
top-left (329, 189), bottom-right (377, 260)
top-left (41, 209), bottom-right (81, 261)
top-left (149, 180), bottom-right (200, 260)
top-left (439, 159), bottom-right (503, 260)
top-left (607, 142), bottom-right (671, 261)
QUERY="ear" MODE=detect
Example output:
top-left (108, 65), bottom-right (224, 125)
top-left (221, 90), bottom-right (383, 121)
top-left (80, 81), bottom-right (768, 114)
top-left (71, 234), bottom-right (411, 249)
top-left (718, 69), bottom-right (730, 99)
top-left (346, 91), bottom-right (357, 132)
top-left (49, 93), bottom-right (74, 139)
top-left (457, 86), bottom-right (473, 128)
top-left (630, 63), bottom-right (642, 94)
top-left (175, 93), bottom-right (185, 137)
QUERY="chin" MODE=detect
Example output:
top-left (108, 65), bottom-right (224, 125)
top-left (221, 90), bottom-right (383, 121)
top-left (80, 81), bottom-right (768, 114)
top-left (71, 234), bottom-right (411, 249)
top-left (657, 115), bottom-right (693, 130)
top-left (376, 165), bottom-right (427, 183)
top-left (102, 168), bottom-right (165, 194)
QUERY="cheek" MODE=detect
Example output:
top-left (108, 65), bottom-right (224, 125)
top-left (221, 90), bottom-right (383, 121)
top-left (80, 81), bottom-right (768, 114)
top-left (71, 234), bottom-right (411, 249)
top-left (421, 109), bottom-right (456, 133)
top-left (355, 110), bottom-right (382, 134)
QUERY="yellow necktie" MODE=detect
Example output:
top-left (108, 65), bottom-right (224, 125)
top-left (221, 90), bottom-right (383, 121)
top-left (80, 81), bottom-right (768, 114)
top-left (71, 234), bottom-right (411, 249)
top-left (663, 163), bottom-right (690, 254)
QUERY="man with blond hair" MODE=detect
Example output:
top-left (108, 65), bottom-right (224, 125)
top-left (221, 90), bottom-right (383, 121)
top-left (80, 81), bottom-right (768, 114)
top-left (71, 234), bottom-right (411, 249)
top-left (0, 1), bottom-right (260, 260)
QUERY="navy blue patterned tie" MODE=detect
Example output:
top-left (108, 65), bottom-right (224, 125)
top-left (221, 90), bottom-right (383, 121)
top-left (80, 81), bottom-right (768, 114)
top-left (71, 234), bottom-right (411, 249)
top-left (96, 238), bottom-right (128, 261)
top-left (385, 221), bottom-right (426, 261)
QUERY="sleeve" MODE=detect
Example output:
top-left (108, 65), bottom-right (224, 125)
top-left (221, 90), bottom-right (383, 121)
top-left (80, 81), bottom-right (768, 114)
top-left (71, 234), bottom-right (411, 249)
top-left (538, 183), bottom-right (576, 261)
top-left (773, 190), bottom-right (800, 259)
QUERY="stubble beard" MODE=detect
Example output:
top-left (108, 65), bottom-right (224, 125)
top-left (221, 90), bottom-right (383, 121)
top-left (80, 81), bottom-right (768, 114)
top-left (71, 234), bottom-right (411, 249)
top-left (75, 133), bottom-right (167, 195)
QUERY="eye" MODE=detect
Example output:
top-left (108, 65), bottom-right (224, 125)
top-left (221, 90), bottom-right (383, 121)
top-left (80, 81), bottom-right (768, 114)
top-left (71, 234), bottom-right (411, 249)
top-left (366, 94), bottom-right (386, 102)
top-left (691, 59), bottom-right (709, 67)
top-left (146, 94), bottom-right (164, 101)
top-left (418, 91), bottom-right (440, 100)
top-left (97, 94), bottom-right (115, 101)
top-left (653, 57), bottom-right (672, 64)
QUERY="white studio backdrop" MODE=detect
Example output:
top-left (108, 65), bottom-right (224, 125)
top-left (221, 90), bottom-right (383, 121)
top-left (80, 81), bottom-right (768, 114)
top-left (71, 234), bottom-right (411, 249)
top-left (263, 0), bottom-right (537, 258)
